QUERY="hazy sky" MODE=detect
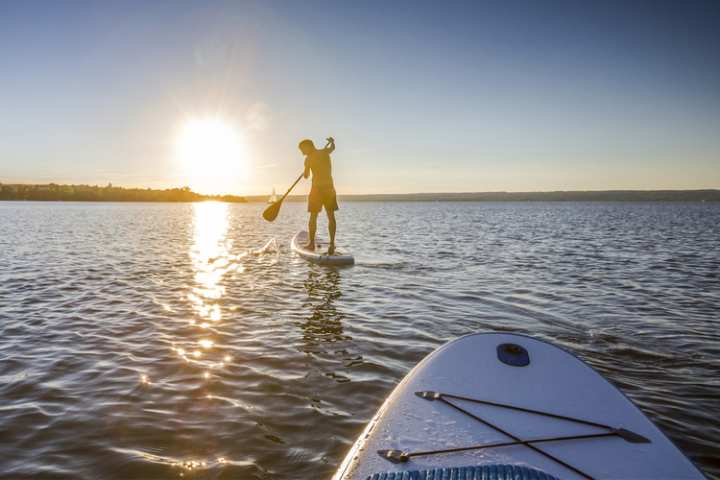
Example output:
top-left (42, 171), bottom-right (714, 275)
top-left (1, 0), bottom-right (719, 195)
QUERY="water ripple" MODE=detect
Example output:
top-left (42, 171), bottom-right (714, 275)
top-left (0, 201), bottom-right (718, 479)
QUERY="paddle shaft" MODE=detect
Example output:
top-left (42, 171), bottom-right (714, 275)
top-left (277, 173), bottom-right (303, 204)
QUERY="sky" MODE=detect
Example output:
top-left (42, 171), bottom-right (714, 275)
top-left (1, 0), bottom-right (719, 195)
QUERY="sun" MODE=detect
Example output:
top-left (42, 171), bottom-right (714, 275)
top-left (176, 116), bottom-right (248, 194)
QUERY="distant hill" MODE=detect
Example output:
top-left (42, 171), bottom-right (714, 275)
top-left (4, 184), bottom-right (717, 203)
top-left (339, 190), bottom-right (720, 202)
top-left (246, 190), bottom-right (720, 202)
top-left (248, 190), bottom-right (720, 202)
top-left (0, 183), bottom-right (246, 203)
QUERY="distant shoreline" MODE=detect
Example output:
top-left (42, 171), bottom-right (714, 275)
top-left (248, 190), bottom-right (720, 203)
top-left (0, 183), bottom-right (246, 203)
top-left (1, 183), bottom-right (718, 202)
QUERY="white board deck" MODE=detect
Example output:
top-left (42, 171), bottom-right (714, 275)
top-left (333, 332), bottom-right (704, 480)
top-left (291, 230), bottom-right (354, 266)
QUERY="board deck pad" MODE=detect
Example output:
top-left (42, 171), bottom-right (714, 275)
top-left (333, 332), bottom-right (704, 480)
top-left (366, 464), bottom-right (560, 480)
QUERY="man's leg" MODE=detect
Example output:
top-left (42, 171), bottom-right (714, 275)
top-left (306, 212), bottom-right (318, 250)
top-left (327, 210), bottom-right (336, 254)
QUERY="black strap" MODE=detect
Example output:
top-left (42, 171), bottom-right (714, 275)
top-left (377, 391), bottom-right (650, 480)
top-left (380, 431), bottom-right (619, 458)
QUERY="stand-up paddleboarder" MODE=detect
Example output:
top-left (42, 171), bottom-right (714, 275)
top-left (298, 137), bottom-right (338, 254)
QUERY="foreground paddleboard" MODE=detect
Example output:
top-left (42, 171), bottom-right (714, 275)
top-left (291, 230), bottom-right (354, 266)
top-left (333, 332), bottom-right (704, 480)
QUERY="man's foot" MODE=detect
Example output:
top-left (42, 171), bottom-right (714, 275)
top-left (327, 243), bottom-right (335, 255)
top-left (302, 242), bottom-right (315, 251)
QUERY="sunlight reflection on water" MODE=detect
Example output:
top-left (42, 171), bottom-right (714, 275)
top-left (176, 202), bottom-right (238, 471)
top-left (190, 202), bottom-right (230, 318)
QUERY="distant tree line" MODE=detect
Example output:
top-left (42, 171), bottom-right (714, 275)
top-left (0, 183), bottom-right (246, 203)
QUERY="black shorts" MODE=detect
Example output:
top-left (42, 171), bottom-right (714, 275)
top-left (308, 185), bottom-right (338, 213)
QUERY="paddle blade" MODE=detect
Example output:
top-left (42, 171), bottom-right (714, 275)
top-left (262, 201), bottom-right (282, 222)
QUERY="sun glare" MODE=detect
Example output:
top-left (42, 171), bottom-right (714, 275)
top-left (176, 117), bottom-right (248, 194)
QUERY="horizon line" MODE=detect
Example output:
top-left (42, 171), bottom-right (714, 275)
top-left (2, 181), bottom-right (720, 197)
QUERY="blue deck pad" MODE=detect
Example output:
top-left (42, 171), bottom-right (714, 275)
top-left (366, 464), bottom-right (560, 480)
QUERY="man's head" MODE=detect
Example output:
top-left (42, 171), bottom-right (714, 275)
top-left (298, 139), bottom-right (315, 155)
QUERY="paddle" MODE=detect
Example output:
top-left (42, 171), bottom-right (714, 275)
top-left (262, 173), bottom-right (303, 222)
top-left (262, 138), bottom-right (332, 222)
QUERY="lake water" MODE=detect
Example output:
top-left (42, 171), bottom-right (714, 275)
top-left (0, 201), bottom-right (718, 479)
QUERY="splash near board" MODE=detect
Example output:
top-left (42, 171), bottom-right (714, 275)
top-left (333, 332), bottom-right (704, 480)
top-left (291, 230), bottom-right (354, 266)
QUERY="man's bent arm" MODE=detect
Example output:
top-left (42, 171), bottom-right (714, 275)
top-left (303, 159), bottom-right (311, 179)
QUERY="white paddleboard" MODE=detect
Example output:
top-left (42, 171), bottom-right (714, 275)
top-left (291, 230), bottom-right (354, 266)
top-left (333, 332), bottom-right (704, 480)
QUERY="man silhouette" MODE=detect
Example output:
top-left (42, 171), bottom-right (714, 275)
top-left (299, 137), bottom-right (337, 254)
